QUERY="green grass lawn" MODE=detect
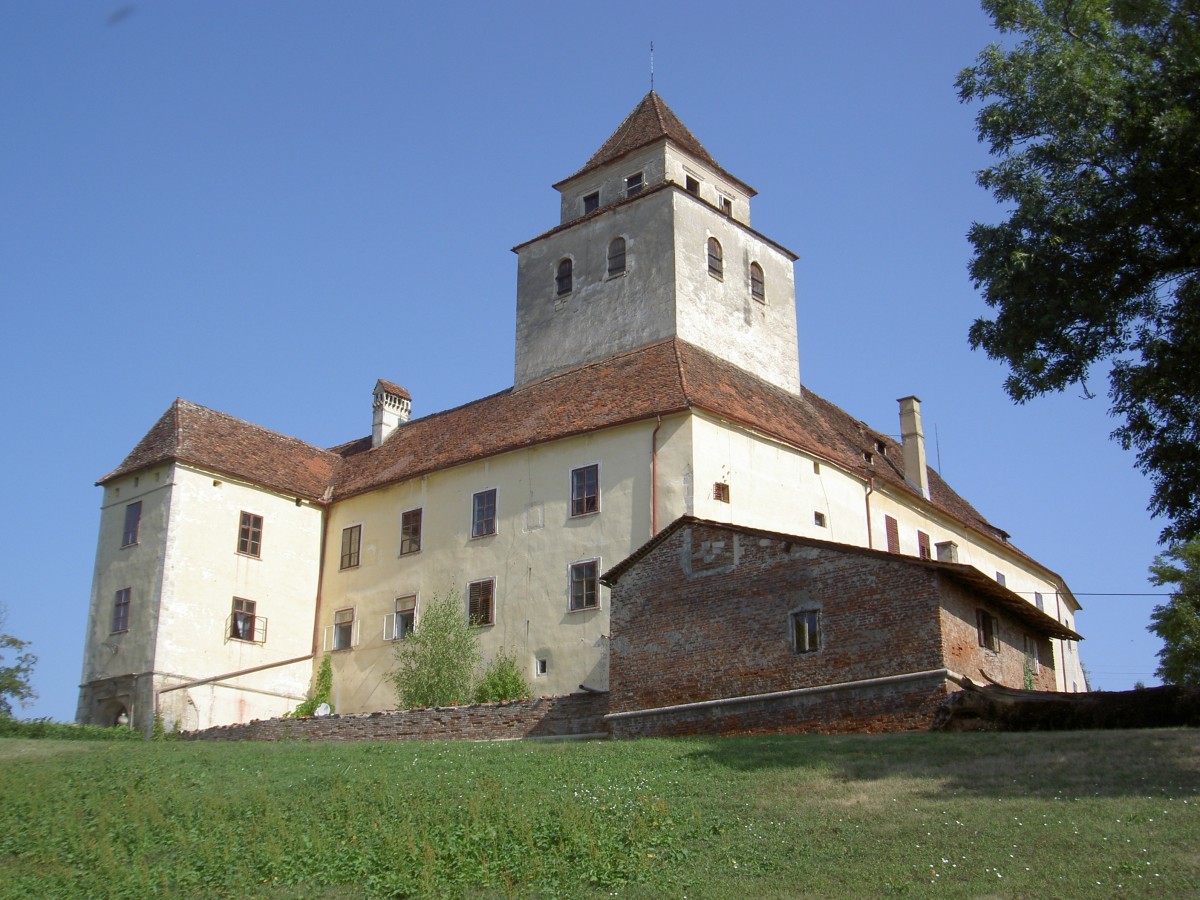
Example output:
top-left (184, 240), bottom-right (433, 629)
top-left (1, 729), bottom-right (1197, 898)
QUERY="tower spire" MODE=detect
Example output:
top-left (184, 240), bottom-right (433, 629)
top-left (650, 42), bottom-right (654, 92)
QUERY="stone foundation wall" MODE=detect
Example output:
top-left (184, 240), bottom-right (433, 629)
top-left (182, 692), bottom-right (610, 742)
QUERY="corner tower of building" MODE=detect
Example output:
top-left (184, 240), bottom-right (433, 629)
top-left (512, 92), bottom-right (801, 394)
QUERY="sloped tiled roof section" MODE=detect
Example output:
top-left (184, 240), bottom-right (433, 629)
top-left (331, 341), bottom-right (693, 499)
top-left (97, 399), bottom-right (340, 501)
top-left (555, 91), bottom-right (755, 195)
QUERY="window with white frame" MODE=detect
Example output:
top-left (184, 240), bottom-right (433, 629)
top-left (331, 607), bottom-right (355, 650)
top-left (340, 524), bottom-right (361, 570)
top-left (472, 489), bottom-right (497, 538)
top-left (384, 594), bottom-right (417, 641)
top-left (570, 464), bottom-right (599, 517)
top-left (121, 501), bottom-right (142, 547)
top-left (401, 508), bottom-right (422, 555)
top-left (791, 608), bottom-right (820, 654)
top-left (468, 578), bottom-right (495, 626)
top-left (625, 171), bottom-right (643, 197)
top-left (569, 560), bottom-right (599, 611)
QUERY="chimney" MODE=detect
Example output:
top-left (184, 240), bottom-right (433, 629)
top-left (372, 379), bottom-right (411, 448)
top-left (897, 395), bottom-right (930, 500)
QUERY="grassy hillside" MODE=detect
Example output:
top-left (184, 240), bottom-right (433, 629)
top-left (1, 729), bottom-right (1197, 898)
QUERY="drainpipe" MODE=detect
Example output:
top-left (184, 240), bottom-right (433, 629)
top-left (864, 476), bottom-right (875, 550)
top-left (650, 416), bottom-right (662, 537)
top-left (311, 498), bottom-right (331, 656)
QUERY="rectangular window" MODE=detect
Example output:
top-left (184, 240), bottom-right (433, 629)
top-left (813, 511), bottom-right (827, 528)
top-left (917, 530), bottom-right (931, 560)
top-left (583, 191), bottom-right (600, 214)
top-left (569, 560), bottom-right (599, 611)
top-left (121, 501), bottom-right (142, 547)
top-left (230, 597), bottom-right (257, 642)
top-left (685, 174), bottom-right (700, 195)
top-left (237, 512), bottom-right (263, 557)
top-left (340, 524), bottom-right (361, 569)
top-left (570, 465), bottom-right (599, 517)
top-left (885, 515), bottom-right (900, 554)
top-left (625, 172), bottom-right (643, 197)
top-left (1034, 591), bottom-right (1044, 612)
top-left (400, 508), bottom-right (423, 555)
top-left (718, 194), bottom-right (733, 215)
top-left (111, 588), bottom-right (131, 634)
top-left (468, 578), bottom-right (495, 626)
top-left (333, 607), bottom-right (355, 650)
top-left (472, 489), bottom-right (497, 537)
top-left (791, 609), bottom-right (820, 653)
top-left (976, 609), bottom-right (999, 652)
top-left (713, 482), bottom-right (730, 503)
top-left (385, 594), bottom-right (417, 641)
top-left (996, 571), bottom-right (1007, 587)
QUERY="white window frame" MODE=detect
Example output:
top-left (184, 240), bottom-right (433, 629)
top-left (324, 607), bottom-right (359, 651)
top-left (384, 593), bottom-right (419, 641)
top-left (625, 171), bottom-right (644, 198)
top-left (568, 558), bottom-right (601, 612)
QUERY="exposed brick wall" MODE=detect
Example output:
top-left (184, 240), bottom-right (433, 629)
top-left (939, 577), bottom-right (1057, 691)
top-left (609, 522), bottom-right (947, 714)
top-left (182, 692), bottom-right (609, 742)
top-left (609, 675), bottom-right (950, 738)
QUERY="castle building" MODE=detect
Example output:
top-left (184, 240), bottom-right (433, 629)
top-left (77, 93), bottom-right (1085, 734)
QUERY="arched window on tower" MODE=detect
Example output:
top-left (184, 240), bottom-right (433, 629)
top-left (707, 238), bottom-right (723, 279)
top-left (556, 258), bottom-right (573, 296)
top-left (750, 262), bottom-right (765, 302)
top-left (607, 237), bottom-right (626, 276)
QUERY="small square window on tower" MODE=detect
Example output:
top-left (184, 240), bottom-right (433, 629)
top-left (583, 191), bottom-right (600, 214)
top-left (625, 172), bottom-right (643, 197)
top-left (685, 174), bottom-right (700, 195)
top-left (713, 482), bottom-right (730, 503)
top-left (813, 511), bottom-right (827, 528)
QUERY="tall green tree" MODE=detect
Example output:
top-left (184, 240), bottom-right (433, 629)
top-left (0, 606), bottom-right (36, 717)
top-left (1148, 537), bottom-right (1200, 684)
top-left (958, 0), bottom-right (1200, 542)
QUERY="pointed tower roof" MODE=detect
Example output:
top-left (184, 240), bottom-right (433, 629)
top-left (554, 91), bottom-right (755, 194)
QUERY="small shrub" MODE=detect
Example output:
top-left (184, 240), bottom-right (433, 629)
top-left (474, 646), bottom-right (531, 704)
top-left (287, 655), bottom-right (334, 718)
top-left (392, 592), bottom-right (480, 709)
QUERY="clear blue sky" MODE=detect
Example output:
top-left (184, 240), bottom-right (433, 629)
top-left (0, 1), bottom-right (1168, 721)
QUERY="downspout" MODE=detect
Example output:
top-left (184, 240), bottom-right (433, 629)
top-left (864, 476), bottom-right (875, 550)
top-left (650, 416), bottom-right (662, 537)
top-left (311, 497), bottom-right (331, 656)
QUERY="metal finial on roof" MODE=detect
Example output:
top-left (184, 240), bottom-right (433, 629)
top-left (650, 41), bottom-right (654, 92)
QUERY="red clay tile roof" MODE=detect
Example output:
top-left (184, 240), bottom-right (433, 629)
top-left (374, 379), bottom-right (411, 401)
top-left (601, 516), bottom-right (1082, 641)
top-left (97, 399), bottom-right (339, 500)
top-left (554, 92), bottom-right (755, 195)
top-left (100, 341), bottom-right (1043, 581)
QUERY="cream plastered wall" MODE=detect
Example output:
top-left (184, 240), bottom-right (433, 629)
top-left (317, 416), bottom-right (693, 714)
top-left (671, 191), bottom-right (801, 396)
top-left (78, 466), bottom-right (174, 727)
top-left (688, 413), bottom-right (1084, 692)
top-left (151, 465), bottom-right (321, 729)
